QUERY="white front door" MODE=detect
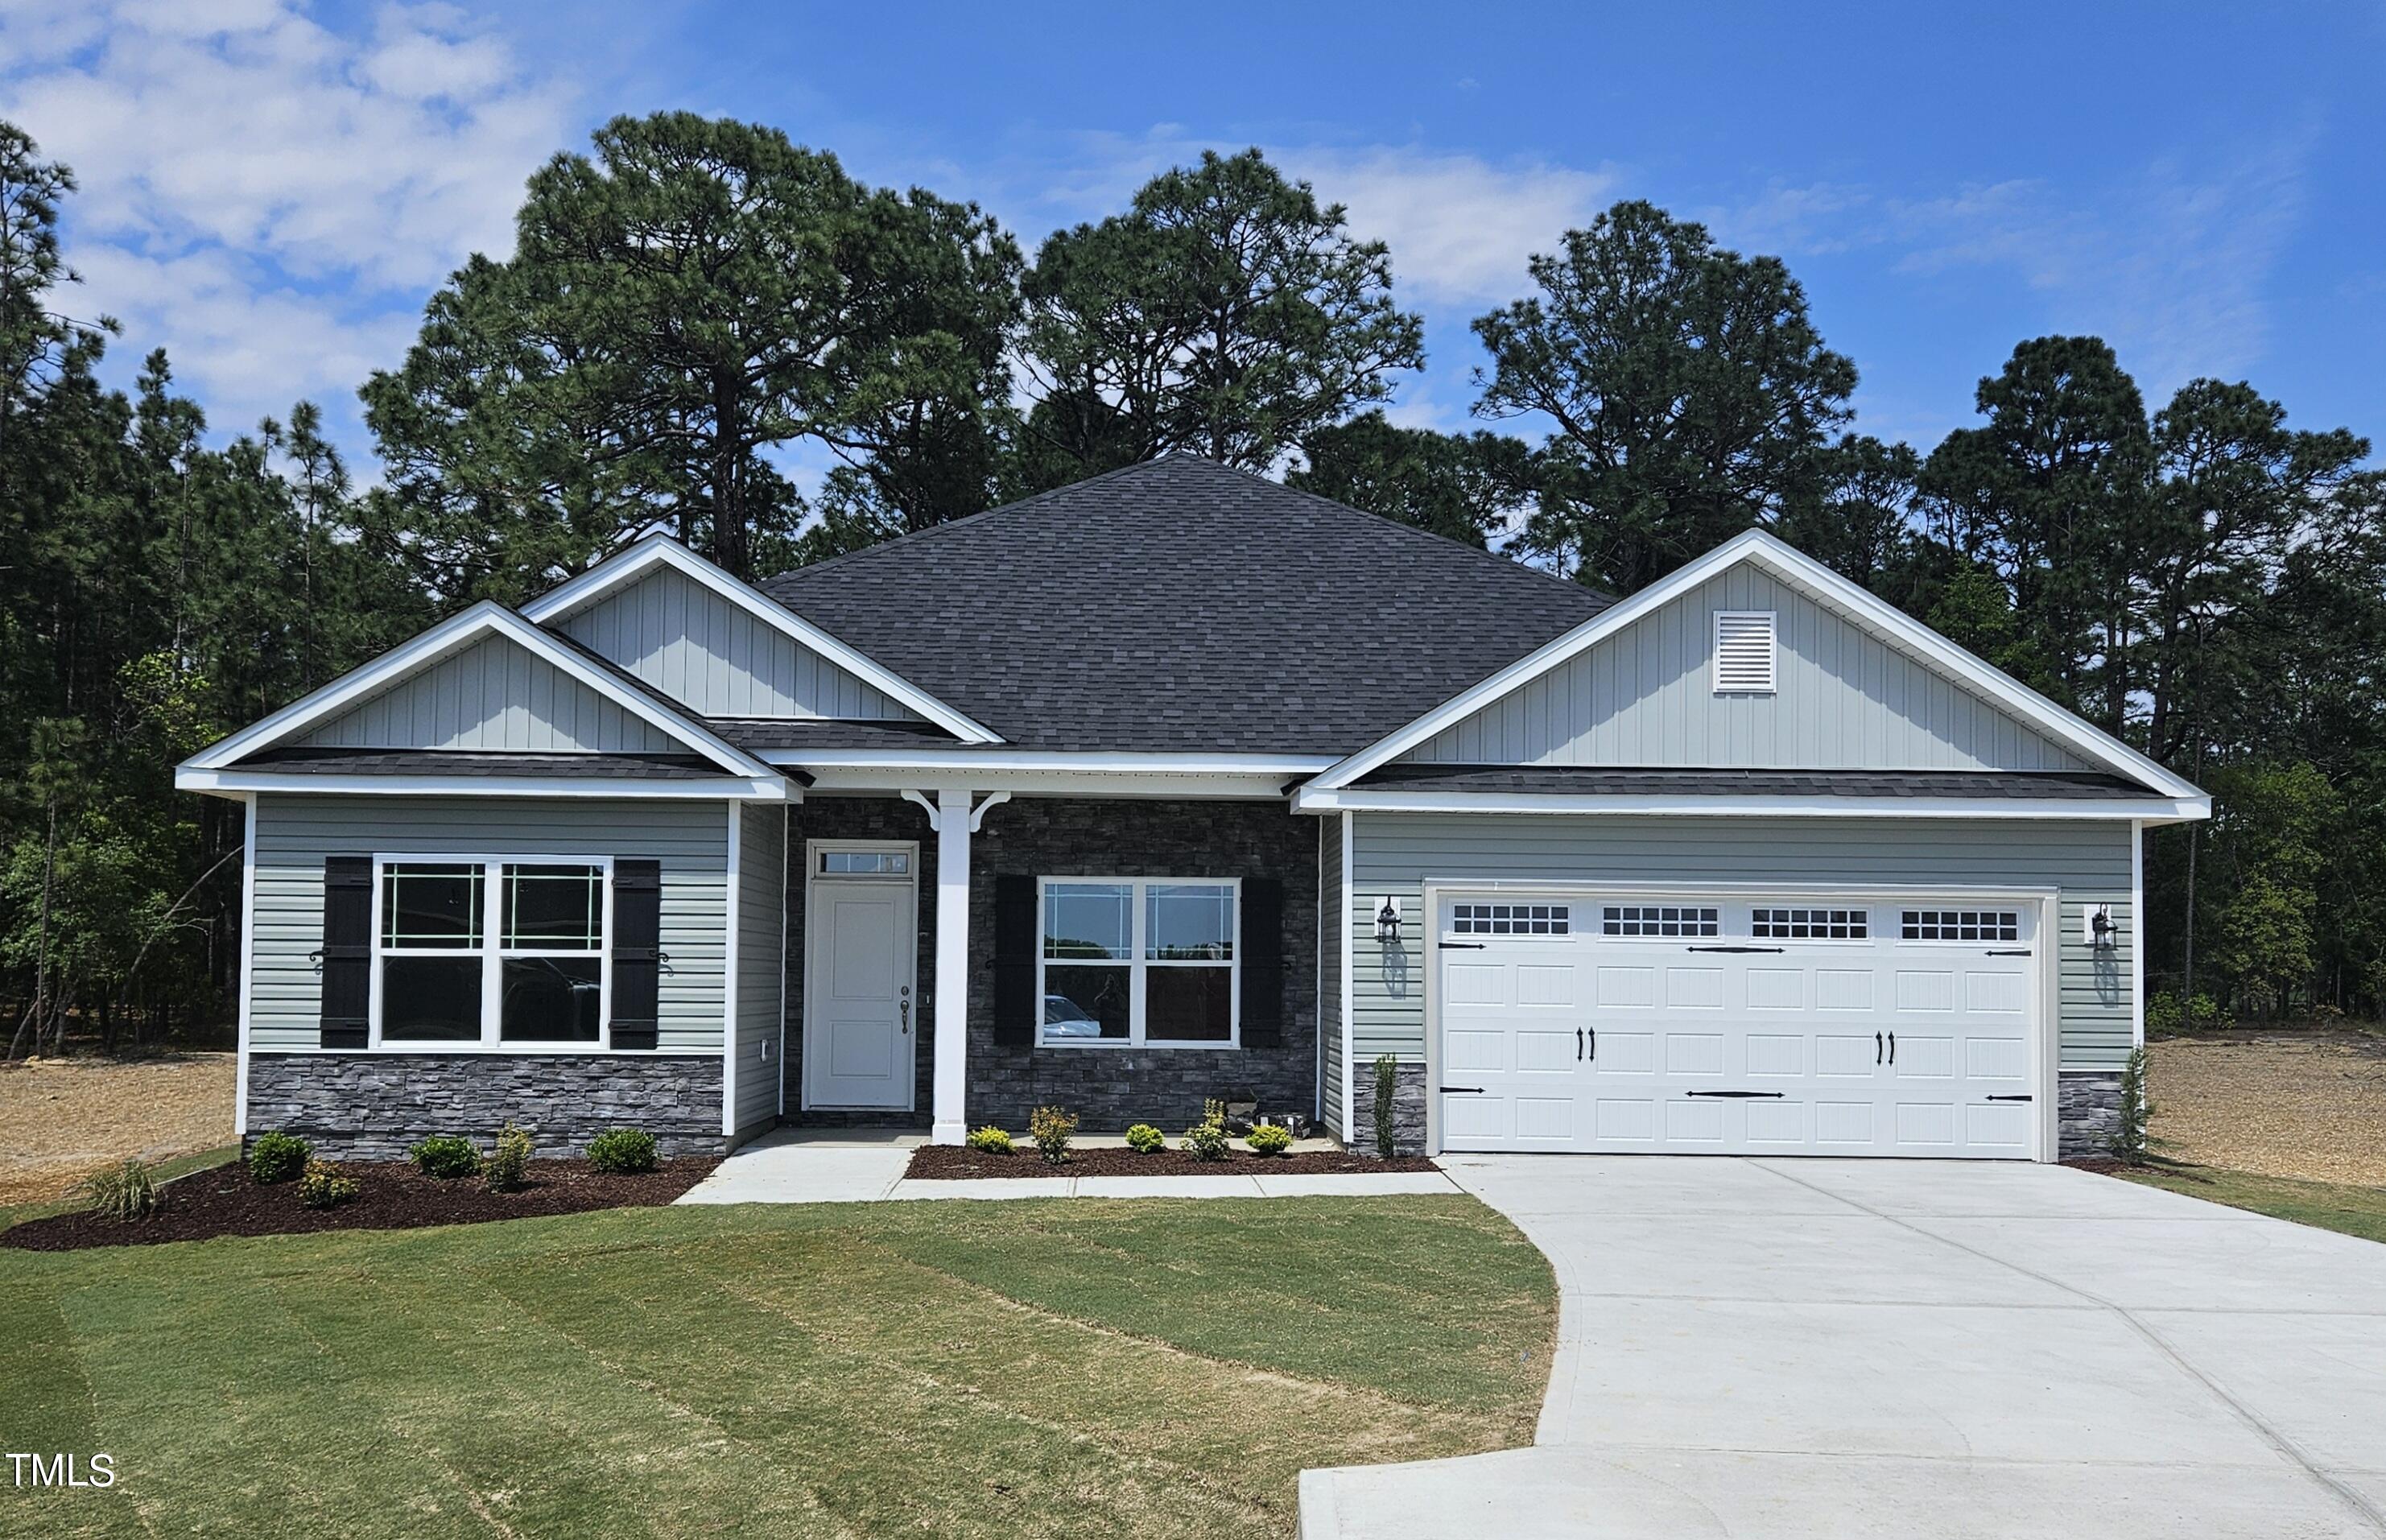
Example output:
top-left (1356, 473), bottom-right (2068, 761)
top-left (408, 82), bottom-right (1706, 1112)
top-left (1435, 893), bottom-right (2041, 1158)
top-left (804, 852), bottom-right (918, 1111)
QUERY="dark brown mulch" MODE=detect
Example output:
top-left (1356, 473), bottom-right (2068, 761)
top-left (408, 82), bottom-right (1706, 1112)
top-left (3, 1157), bottom-right (720, 1252)
top-left (906, 1145), bottom-right (1441, 1180)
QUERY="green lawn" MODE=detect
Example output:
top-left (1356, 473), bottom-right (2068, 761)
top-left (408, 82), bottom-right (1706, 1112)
top-left (2118, 1162), bottom-right (2386, 1244)
top-left (0, 1195), bottom-right (1554, 1538)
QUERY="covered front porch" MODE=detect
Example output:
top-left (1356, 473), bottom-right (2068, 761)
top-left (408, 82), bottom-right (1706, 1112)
top-left (770, 787), bottom-right (1323, 1146)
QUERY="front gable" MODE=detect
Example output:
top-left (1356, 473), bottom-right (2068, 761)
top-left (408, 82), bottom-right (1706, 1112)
top-left (1400, 562), bottom-right (2091, 772)
top-left (297, 631), bottom-right (681, 753)
top-left (552, 564), bottom-right (924, 722)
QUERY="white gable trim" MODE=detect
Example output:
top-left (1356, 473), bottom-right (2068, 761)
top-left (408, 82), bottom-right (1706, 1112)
top-left (179, 601), bottom-right (784, 787)
top-left (1307, 529), bottom-right (2205, 802)
top-left (521, 535), bottom-right (1002, 745)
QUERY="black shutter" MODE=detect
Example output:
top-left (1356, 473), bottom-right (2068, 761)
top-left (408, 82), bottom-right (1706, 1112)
top-left (1239, 876), bottom-right (1284, 1049)
top-left (992, 873), bottom-right (1036, 1046)
top-left (610, 858), bottom-right (662, 1050)
top-left (319, 856), bottom-right (373, 1048)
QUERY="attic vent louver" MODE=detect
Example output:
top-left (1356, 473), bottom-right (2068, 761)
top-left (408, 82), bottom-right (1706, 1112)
top-left (1712, 611), bottom-right (1777, 694)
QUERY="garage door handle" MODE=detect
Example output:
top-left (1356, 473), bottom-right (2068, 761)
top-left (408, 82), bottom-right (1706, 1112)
top-left (1440, 1086), bottom-right (1487, 1094)
top-left (1686, 944), bottom-right (1785, 954)
top-left (1686, 1090), bottom-right (1786, 1099)
top-left (1985, 1094), bottom-right (2033, 1102)
top-left (1575, 1027), bottom-right (1584, 1061)
top-left (1442, 942), bottom-right (1487, 950)
top-left (1986, 948), bottom-right (2033, 956)
top-left (1876, 1031), bottom-right (1883, 1064)
top-left (1889, 1031), bottom-right (1896, 1065)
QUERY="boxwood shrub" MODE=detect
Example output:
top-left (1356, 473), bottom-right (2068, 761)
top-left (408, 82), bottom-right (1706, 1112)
top-left (247, 1130), bottom-right (311, 1185)
top-left (586, 1128), bottom-right (658, 1174)
top-left (408, 1135), bottom-right (481, 1179)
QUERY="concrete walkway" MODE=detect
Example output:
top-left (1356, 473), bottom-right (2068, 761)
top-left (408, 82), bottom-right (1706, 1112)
top-left (1301, 1155), bottom-right (2386, 1539)
top-left (674, 1127), bottom-right (1460, 1204)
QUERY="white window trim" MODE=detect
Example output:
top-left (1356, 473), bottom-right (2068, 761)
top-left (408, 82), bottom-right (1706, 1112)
top-left (1037, 875), bottom-right (1241, 1051)
top-left (1711, 609), bottom-right (1777, 695)
top-left (368, 854), bottom-right (617, 1055)
top-left (811, 838), bottom-right (918, 878)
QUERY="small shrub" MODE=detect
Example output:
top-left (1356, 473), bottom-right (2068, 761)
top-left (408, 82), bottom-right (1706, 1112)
top-left (1246, 1123), bottom-right (1294, 1156)
top-left (247, 1130), bottom-right (311, 1185)
top-left (408, 1135), bottom-right (481, 1179)
top-left (1124, 1123), bottom-right (1166, 1154)
top-left (966, 1125), bottom-right (1016, 1155)
top-left (298, 1158), bottom-right (360, 1209)
top-left (1029, 1104), bottom-right (1078, 1164)
top-left (587, 1127), bottom-right (658, 1174)
top-left (81, 1158), bottom-right (159, 1223)
top-left (484, 1122), bottom-right (533, 1192)
top-left (1373, 1054), bottom-right (1400, 1158)
top-left (2108, 1046), bottom-right (2153, 1166)
top-left (2145, 991), bottom-right (2227, 1037)
top-left (1181, 1099), bottom-right (1231, 1162)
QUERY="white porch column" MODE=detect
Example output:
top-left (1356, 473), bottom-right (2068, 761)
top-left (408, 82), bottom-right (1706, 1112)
top-left (931, 786), bottom-right (973, 1145)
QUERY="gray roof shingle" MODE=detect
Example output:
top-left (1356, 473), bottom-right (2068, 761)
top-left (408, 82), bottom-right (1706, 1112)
top-left (759, 456), bottom-right (1610, 753)
top-left (1350, 765), bottom-right (2157, 799)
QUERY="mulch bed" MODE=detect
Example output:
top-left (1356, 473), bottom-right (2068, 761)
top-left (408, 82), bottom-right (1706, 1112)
top-left (3, 1157), bottom-right (719, 1252)
top-left (907, 1145), bottom-right (1440, 1180)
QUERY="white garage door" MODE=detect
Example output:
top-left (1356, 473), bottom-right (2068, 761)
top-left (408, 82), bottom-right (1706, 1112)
top-left (1435, 894), bottom-right (2041, 1158)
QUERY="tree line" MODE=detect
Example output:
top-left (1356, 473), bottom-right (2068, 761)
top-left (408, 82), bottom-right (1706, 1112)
top-left (2, 110), bottom-right (2378, 1051)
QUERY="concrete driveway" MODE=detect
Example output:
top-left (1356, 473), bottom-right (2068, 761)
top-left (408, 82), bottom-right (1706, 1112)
top-left (1300, 1157), bottom-right (2386, 1539)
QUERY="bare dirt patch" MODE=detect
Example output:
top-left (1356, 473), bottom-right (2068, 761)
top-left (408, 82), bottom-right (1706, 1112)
top-left (2149, 1031), bottom-right (2386, 1186)
top-left (3, 1156), bottom-right (719, 1251)
top-left (0, 1053), bottom-right (236, 1205)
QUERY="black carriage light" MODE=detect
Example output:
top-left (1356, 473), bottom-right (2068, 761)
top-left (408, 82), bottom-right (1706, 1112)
top-left (2089, 904), bottom-right (2117, 951)
top-left (1374, 897), bottom-right (1401, 944)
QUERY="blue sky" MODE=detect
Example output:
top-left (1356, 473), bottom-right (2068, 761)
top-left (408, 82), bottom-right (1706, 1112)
top-left (3, 0), bottom-right (2380, 486)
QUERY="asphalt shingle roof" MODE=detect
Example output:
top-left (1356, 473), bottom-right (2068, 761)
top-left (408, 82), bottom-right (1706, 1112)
top-left (1350, 765), bottom-right (2155, 799)
top-left (759, 456), bottom-right (1611, 754)
top-left (706, 718), bottom-right (968, 752)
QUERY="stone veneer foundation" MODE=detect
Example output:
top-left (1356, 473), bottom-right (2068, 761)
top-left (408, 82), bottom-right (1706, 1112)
top-left (244, 1053), bottom-right (724, 1160)
top-left (2057, 1069), bottom-right (2124, 1160)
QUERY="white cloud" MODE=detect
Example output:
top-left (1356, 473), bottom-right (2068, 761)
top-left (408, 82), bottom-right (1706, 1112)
top-left (1710, 141), bottom-right (2313, 402)
top-left (1276, 147), bottom-right (1620, 308)
top-left (0, 0), bottom-right (576, 444)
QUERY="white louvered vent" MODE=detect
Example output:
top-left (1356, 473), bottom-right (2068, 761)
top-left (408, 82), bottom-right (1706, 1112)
top-left (1712, 610), bottom-right (1777, 694)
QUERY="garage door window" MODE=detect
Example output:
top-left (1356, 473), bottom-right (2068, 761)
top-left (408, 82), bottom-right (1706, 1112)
top-left (1901, 908), bottom-right (2020, 942)
top-left (1603, 905), bottom-right (1719, 937)
top-left (1452, 902), bottom-right (1571, 935)
top-left (1752, 906), bottom-right (1868, 940)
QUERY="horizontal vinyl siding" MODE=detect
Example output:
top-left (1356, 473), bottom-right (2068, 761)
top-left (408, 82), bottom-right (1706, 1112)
top-left (1405, 566), bottom-right (2089, 773)
top-left (249, 795), bottom-right (731, 1054)
top-left (1347, 813), bottom-right (2136, 1072)
top-left (560, 568), bottom-right (922, 720)
top-left (734, 803), bottom-right (787, 1135)
top-left (299, 634), bottom-right (679, 752)
top-left (1320, 812), bottom-right (1345, 1137)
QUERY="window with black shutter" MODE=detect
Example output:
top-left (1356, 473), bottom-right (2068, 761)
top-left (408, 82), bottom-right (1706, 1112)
top-left (319, 856), bottom-right (373, 1048)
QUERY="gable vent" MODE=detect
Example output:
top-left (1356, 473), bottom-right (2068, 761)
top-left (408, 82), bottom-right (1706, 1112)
top-left (1712, 611), bottom-right (1777, 694)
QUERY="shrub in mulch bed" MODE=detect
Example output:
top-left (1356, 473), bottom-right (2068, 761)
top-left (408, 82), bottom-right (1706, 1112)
top-left (4, 1157), bottom-right (720, 1252)
top-left (907, 1145), bottom-right (1439, 1180)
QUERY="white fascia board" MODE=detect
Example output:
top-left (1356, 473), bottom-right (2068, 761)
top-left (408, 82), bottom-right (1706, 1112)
top-left (176, 767), bottom-right (794, 800)
top-left (179, 601), bottom-right (778, 782)
top-left (520, 534), bottom-right (1003, 745)
top-left (803, 766), bottom-right (1299, 799)
top-left (1290, 785), bottom-right (2211, 824)
top-left (757, 749), bottom-right (1335, 773)
top-left (1306, 528), bottom-right (2205, 802)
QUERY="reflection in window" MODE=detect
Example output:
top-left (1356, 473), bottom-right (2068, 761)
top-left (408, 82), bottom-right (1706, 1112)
top-left (1038, 878), bottom-right (1239, 1047)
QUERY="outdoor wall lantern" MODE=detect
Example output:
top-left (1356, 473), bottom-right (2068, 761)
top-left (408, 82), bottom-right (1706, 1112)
top-left (2088, 904), bottom-right (2118, 951)
top-left (1374, 898), bottom-right (1401, 944)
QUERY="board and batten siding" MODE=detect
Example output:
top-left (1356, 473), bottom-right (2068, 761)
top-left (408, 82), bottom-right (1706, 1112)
top-left (1401, 565), bottom-right (2090, 772)
top-left (1346, 814), bottom-right (2136, 1072)
top-left (298, 634), bottom-right (679, 753)
top-left (248, 795), bottom-right (732, 1054)
top-left (733, 803), bottom-right (788, 1136)
top-left (559, 566), bottom-right (923, 720)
